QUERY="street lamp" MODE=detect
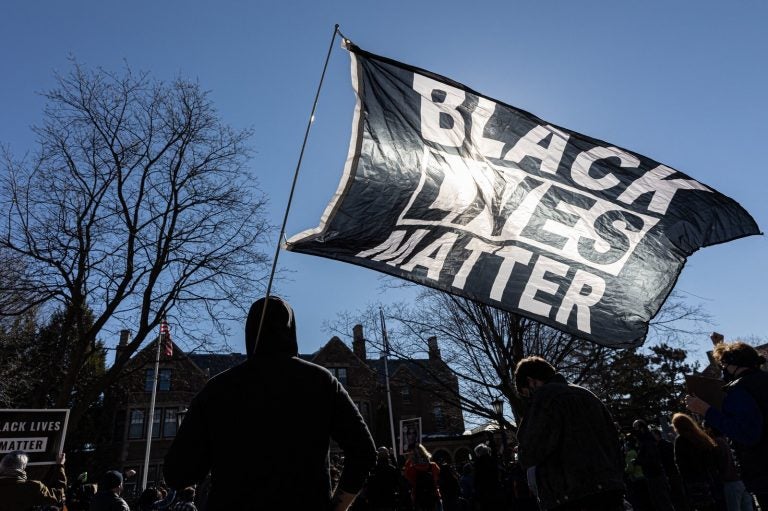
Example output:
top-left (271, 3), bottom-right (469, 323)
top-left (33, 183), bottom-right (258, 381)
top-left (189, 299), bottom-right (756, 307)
top-left (491, 397), bottom-right (508, 460)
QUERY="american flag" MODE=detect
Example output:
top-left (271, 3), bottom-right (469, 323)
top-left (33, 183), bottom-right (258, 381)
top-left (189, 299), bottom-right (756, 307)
top-left (160, 317), bottom-right (173, 357)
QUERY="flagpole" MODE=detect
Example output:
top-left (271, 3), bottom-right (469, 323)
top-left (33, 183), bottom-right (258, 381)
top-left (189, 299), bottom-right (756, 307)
top-left (141, 322), bottom-right (163, 490)
top-left (252, 23), bottom-right (341, 354)
top-left (379, 308), bottom-right (398, 464)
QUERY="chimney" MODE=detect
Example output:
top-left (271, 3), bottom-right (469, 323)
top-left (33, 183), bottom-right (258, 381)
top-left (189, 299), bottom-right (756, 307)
top-left (116, 329), bottom-right (131, 364)
top-left (428, 336), bottom-right (441, 360)
top-left (352, 324), bottom-right (366, 360)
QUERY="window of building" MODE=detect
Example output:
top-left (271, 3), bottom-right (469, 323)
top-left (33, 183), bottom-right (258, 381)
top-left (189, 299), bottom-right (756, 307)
top-left (158, 369), bottom-right (171, 391)
top-left (401, 386), bottom-right (411, 404)
top-left (144, 368), bottom-right (172, 392)
top-left (330, 367), bottom-right (348, 386)
top-left (163, 408), bottom-right (178, 438)
top-left (433, 405), bottom-right (445, 430)
top-left (128, 409), bottom-right (145, 439)
top-left (152, 411), bottom-right (162, 439)
top-left (144, 369), bottom-right (154, 392)
top-left (128, 407), bottom-right (180, 440)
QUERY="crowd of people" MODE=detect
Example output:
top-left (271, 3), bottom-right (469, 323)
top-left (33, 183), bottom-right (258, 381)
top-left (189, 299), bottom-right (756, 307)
top-left (1, 298), bottom-right (765, 511)
top-left (330, 442), bottom-right (539, 511)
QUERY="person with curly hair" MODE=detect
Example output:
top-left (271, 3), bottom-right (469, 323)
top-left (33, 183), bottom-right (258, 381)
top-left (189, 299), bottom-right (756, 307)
top-left (686, 340), bottom-right (768, 509)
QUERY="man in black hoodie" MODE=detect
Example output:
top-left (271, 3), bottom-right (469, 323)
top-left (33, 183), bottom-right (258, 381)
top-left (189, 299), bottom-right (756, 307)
top-left (164, 296), bottom-right (376, 510)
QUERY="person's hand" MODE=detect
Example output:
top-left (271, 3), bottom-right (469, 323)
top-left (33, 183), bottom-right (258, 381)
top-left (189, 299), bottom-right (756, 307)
top-left (124, 469), bottom-right (136, 479)
top-left (57, 452), bottom-right (66, 465)
top-left (685, 394), bottom-right (711, 416)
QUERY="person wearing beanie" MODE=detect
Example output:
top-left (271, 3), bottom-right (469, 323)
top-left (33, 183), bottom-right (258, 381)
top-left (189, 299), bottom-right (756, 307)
top-left (686, 339), bottom-right (768, 509)
top-left (164, 296), bottom-right (376, 511)
top-left (89, 470), bottom-right (129, 511)
top-left (0, 450), bottom-right (66, 511)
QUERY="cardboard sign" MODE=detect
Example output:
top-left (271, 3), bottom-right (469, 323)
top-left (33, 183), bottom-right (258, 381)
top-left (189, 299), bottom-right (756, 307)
top-left (0, 409), bottom-right (70, 465)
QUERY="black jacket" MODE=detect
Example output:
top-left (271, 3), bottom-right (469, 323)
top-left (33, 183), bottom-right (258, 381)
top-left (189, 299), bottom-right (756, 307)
top-left (163, 297), bottom-right (376, 510)
top-left (88, 491), bottom-right (130, 511)
top-left (706, 368), bottom-right (768, 493)
top-left (517, 374), bottom-right (625, 510)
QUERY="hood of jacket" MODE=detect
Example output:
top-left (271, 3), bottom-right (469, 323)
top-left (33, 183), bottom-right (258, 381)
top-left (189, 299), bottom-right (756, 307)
top-left (245, 296), bottom-right (298, 359)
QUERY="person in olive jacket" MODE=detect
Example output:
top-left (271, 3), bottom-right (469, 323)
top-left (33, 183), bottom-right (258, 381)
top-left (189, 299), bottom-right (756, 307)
top-left (164, 296), bottom-right (376, 511)
top-left (515, 356), bottom-right (626, 511)
top-left (0, 450), bottom-right (66, 511)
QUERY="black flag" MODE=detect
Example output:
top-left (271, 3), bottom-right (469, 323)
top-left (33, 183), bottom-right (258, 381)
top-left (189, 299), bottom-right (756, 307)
top-left (286, 43), bottom-right (760, 348)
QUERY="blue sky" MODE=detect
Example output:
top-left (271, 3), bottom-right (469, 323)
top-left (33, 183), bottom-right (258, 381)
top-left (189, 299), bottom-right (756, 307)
top-left (2, 1), bottom-right (766, 361)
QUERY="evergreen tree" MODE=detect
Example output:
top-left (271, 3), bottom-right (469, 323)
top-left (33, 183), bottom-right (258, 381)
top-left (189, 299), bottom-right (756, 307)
top-left (585, 343), bottom-right (696, 427)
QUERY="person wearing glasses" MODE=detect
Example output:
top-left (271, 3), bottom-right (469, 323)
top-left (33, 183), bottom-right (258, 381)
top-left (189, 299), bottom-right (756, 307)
top-left (685, 338), bottom-right (768, 510)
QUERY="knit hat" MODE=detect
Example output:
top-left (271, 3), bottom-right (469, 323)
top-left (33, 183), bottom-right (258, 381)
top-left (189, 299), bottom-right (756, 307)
top-left (99, 470), bottom-right (123, 490)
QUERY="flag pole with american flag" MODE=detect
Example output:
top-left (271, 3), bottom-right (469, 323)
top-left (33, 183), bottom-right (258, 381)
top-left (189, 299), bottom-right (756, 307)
top-left (141, 316), bottom-right (170, 490)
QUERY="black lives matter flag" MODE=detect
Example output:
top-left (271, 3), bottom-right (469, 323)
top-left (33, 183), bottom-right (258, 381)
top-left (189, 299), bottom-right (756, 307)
top-left (286, 43), bottom-right (760, 348)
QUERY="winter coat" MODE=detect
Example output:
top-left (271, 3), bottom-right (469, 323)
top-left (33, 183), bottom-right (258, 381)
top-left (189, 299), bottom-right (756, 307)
top-left (705, 368), bottom-right (768, 493)
top-left (88, 490), bottom-right (131, 511)
top-left (673, 435), bottom-right (721, 508)
top-left (0, 464), bottom-right (65, 511)
top-left (517, 373), bottom-right (625, 510)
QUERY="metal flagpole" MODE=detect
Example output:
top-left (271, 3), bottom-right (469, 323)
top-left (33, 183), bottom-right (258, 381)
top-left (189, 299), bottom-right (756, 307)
top-left (379, 308), bottom-right (398, 464)
top-left (252, 24), bottom-right (341, 354)
top-left (141, 319), bottom-right (163, 490)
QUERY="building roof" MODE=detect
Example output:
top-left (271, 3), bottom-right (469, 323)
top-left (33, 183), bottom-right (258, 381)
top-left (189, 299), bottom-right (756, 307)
top-left (186, 349), bottom-right (444, 383)
top-left (187, 353), bottom-right (247, 377)
top-left (367, 357), bottom-right (448, 385)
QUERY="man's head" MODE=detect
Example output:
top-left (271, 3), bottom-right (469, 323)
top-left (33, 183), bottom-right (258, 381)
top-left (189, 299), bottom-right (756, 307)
top-left (514, 356), bottom-right (556, 397)
top-left (98, 470), bottom-right (123, 493)
top-left (474, 443), bottom-right (491, 458)
top-left (245, 296), bottom-right (298, 358)
top-left (0, 450), bottom-right (28, 472)
top-left (713, 341), bottom-right (766, 380)
top-left (377, 446), bottom-right (390, 461)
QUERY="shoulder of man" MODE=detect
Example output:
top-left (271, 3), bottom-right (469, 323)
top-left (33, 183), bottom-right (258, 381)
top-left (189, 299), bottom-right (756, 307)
top-left (532, 376), bottom-right (576, 401)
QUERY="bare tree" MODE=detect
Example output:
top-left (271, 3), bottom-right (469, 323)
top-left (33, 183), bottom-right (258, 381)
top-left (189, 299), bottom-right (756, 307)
top-left (330, 284), bottom-right (710, 428)
top-left (0, 61), bottom-right (273, 430)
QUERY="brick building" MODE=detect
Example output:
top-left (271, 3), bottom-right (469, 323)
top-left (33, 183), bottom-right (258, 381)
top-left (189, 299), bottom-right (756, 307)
top-left (101, 325), bottom-right (467, 493)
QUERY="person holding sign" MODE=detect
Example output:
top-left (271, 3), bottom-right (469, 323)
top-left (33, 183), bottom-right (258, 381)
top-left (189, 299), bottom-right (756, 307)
top-left (0, 450), bottom-right (66, 511)
top-left (164, 296), bottom-right (376, 511)
top-left (685, 340), bottom-right (768, 509)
